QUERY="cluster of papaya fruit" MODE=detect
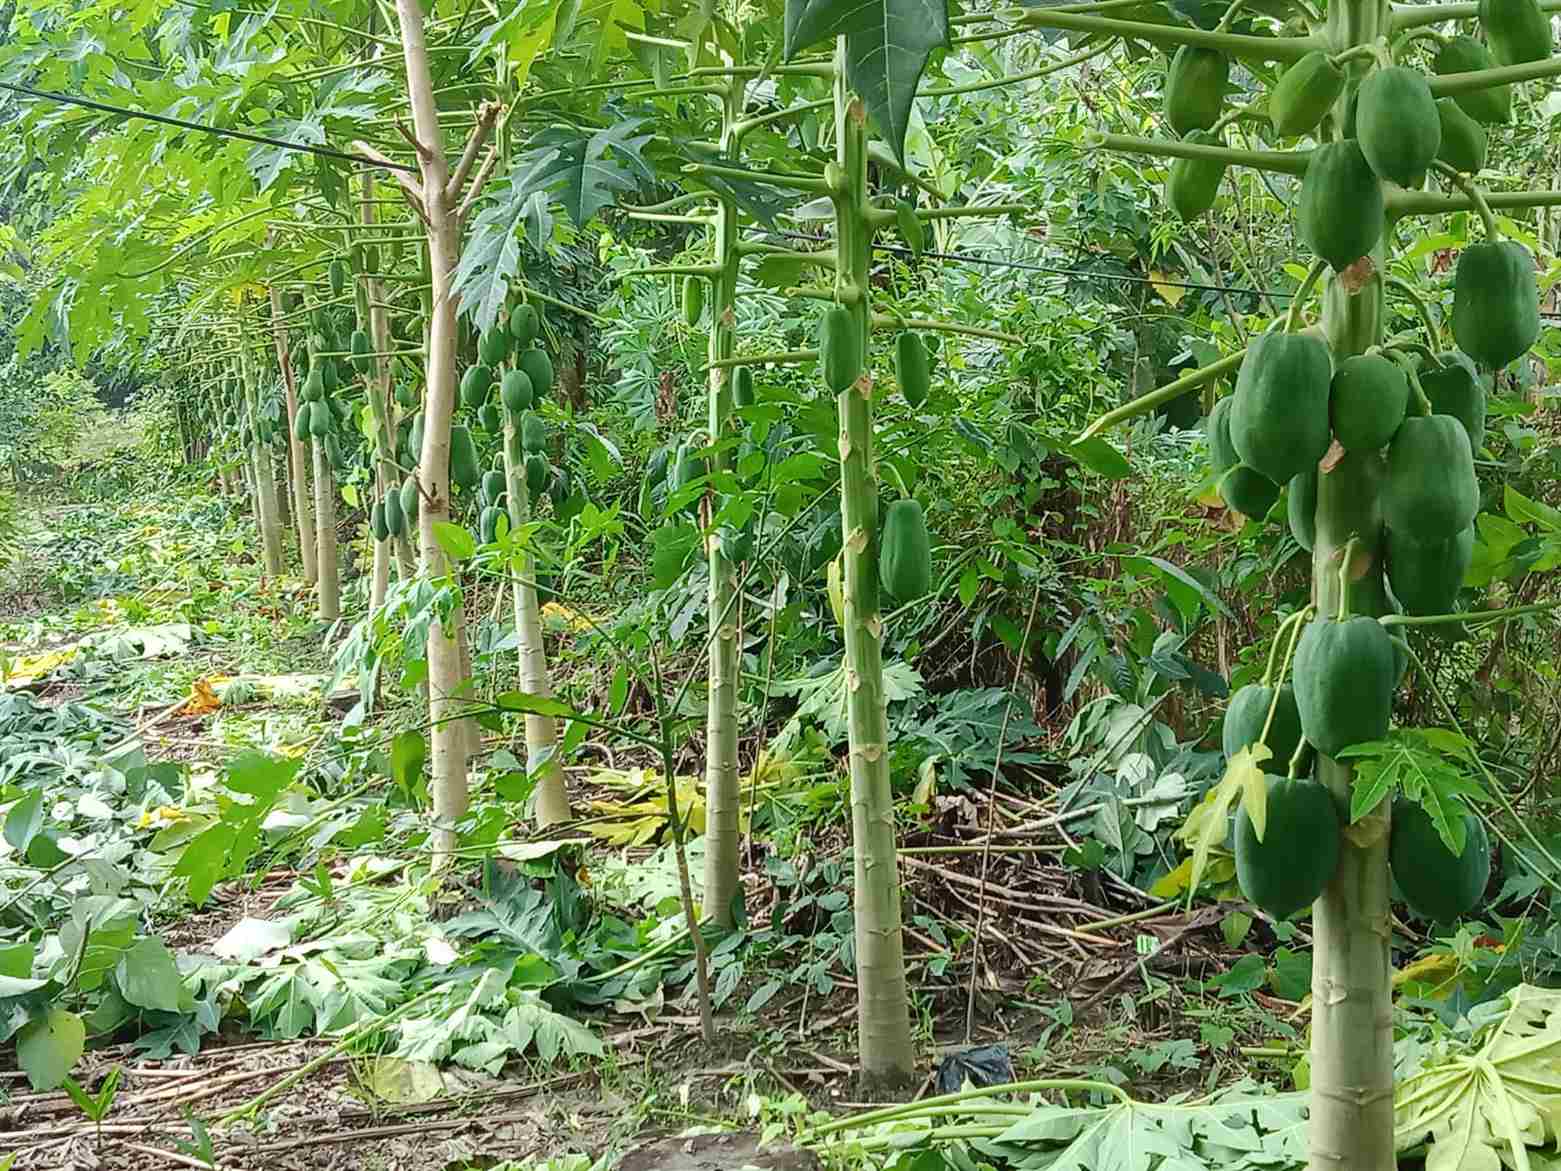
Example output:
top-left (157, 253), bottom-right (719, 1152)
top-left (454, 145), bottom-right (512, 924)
top-left (294, 305), bottom-right (363, 475)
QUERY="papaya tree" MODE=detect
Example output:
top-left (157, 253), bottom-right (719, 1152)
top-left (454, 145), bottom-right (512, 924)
top-left (1030, 0), bottom-right (1561, 1160)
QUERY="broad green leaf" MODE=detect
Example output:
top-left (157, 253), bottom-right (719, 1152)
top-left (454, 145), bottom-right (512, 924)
top-left (1177, 745), bottom-right (1270, 901)
top-left (1506, 484), bottom-right (1561, 532)
top-left (3, 789), bottom-right (44, 853)
top-left (16, 1008), bottom-right (85, 1090)
top-left (115, 937), bottom-right (183, 1013)
top-left (1068, 436), bottom-right (1133, 479)
top-left (495, 691), bottom-right (576, 719)
top-left (389, 730), bottom-right (428, 790)
top-left (433, 521), bottom-right (477, 562)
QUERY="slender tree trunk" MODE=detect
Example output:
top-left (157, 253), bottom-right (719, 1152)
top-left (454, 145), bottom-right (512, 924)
top-left (831, 42), bottom-right (914, 1088)
top-left (303, 325), bottom-right (342, 621)
top-left (501, 405), bottom-right (570, 825)
top-left (395, 0), bottom-right (474, 865)
top-left (1308, 7), bottom-right (1394, 1162)
top-left (359, 177), bottom-right (404, 611)
top-left (702, 95), bottom-right (743, 923)
top-left (270, 287), bottom-right (318, 582)
top-left (240, 345), bottom-right (284, 575)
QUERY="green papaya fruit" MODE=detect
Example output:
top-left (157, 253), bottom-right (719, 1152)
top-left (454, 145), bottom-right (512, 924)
top-left (1235, 776), bottom-right (1341, 919)
top-left (501, 369), bottom-right (534, 415)
top-left (1436, 99), bottom-right (1488, 174)
top-left (682, 275), bottom-right (705, 327)
top-left (525, 453), bottom-right (549, 499)
top-left (1356, 66), bottom-right (1441, 187)
top-left (1452, 240), bottom-right (1540, 368)
top-left (1293, 616), bottom-right (1396, 757)
top-left (509, 303), bottom-right (539, 346)
top-left (371, 501), bottom-right (389, 542)
top-left (479, 402), bottom-right (502, 434)
top-left (733, 366), bottom-right (755, 409)
top-left (1421, 351), bottom-right (1487, 453)
top-left (1384, 414), bottom-right (1479, 543)
top-left (820, 306), bottom-right (862, 393)
top-left (324, 433), bottom-right (345, 471)
top-left (481, 469), bottom-right (506, 505)
top-left (1434, 36), bottom-right (1512, 123)
top-left (320, 357), bottom-right (340, 396)
top-left (302, 369), bottom-right (324, 402)
top-left (518, 348), bottom-right (554, 399)
top-left (1222, 683), bottom-right (1306, 770)
top-left (329, 259), bottom-right (348, 298)
top-left (384, 484), bottom-right (405, 538)
top-left (410, 411), bottom-right (425, 456)
top-left (363, 244), bottom-right (379, 275)
top-left (1288, 467), bottom-right (1318, 552)
top-left (1231, 331), bottom-right (1333, 484)
top-left (1330, 353), bottom-right (1409, 451)
top-left (1299, 141), bottom-right (1385, 270)
top-left (449, 424), bottom-right (480, 492)
top-left (880, 499), bottom-right (933, 603)
top-left (1480, 0), bottom-right (1552, 64)
top-left (1387, 524), bottom-right (1474, 615)
top-left (1269, 50), bottom-right (1346, 137)
top-left (1390, 798), bottom-right (1490, 921)
top-left (293, 403), bottom-right (313, 441)
top-left (520, 411), bottom-right (546, 454)
top-left (1207, 396), bottom-right (1239, 474)
top-left (309, 400), bottom-right (332, 438)
top-left (479, 327), bottom-right (509, 367)
top-left (461, 364), bottom-right (494, 409)
top-left (400, 475), bottom-right (420, 522)
top-left (349, 329), bottom-right (373, 377)
top-left (896, 332), bottom-right (930, 408)
top-left (479, 504), bottom-right (502, 545)
top-left (1166, 131), bottom-right (1227, 221)
top-left (1219, 464), bottom-right (1281, 519)
top-left (395, 382), bottom-right (418, 409)
top-left (329, 395), bottom-right (349, 425)
top-left (1165, 45), bottom-right (1227, 135)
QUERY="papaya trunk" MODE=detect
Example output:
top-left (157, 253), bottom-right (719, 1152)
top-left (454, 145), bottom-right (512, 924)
top-left (702, 81), bottom-right (743, 926)
top-left (1309, 10), bottom-right (1395, 1159)
top-left (269, 286), bottom-right (318, 582)
top-left (240, 346), bottom-right (284, 576)
top-left (359, 178), bottom-right (405, 607)
top-left (501, 411), bottom-right (570, 826)
top-left (831, 42), bottom-right (914, 1088)
top-left (397, 0), bottom-right (470, 866)
top-left (312, 440), bottom-right (341, 621)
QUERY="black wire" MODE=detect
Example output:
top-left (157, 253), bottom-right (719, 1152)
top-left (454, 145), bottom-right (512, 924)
top-left (0, 80), bottom-right (418, 174)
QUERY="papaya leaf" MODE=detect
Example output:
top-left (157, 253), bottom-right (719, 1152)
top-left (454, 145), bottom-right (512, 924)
top-left (389, 730), bottom-right (427, 791)
top-left (1340, 730), bottom-right (1488, 847)
top-left (1177, 745), bottom-right (1270, 902)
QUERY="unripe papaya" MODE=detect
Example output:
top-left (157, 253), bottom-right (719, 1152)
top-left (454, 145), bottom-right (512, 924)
top-left (1206, 396), bottom-right (1239, 474)
top-left (1294, 616), bottom-right (1396, 757)
top-left (461, 364), bottom-right (494, 409)
top-left (329, 259), bottom-right (348, 298)
top-left (363, 244), bottom-right (379, 275)
top-left (449, 425), bottom-right (480, 492)
top-left (396, 381), bottom-right (418, 409)
top-left (1452, 240), bottom-right (1540, 369)
top-left (1356, 66), bottom-right (1440, 188)
top-left (400, 475), bottom-right (420, 523)
top-left (895, 332), bottom-right (930, 408)
top-left (1384, 414), bottom-right (1479, 543)
top-left (819, 306), bottom-right (861, 393)
top-left (371, 501), bottom-right (389, 542)
top-left (1269, 51), bottom-right (1346, 138)
top-left (518, 348), bottom-right (554, 399)
top-left (479, 505), bottom-right (502, 545)
top-left (479, 402), bottom-right (502, 434)
top-left (1388, 524), bottom-right (1473, 615)
top-left (1219, 464), bottom-right (1281, 519)
top-left (293, 403), bottom-right (313, 441)
top-left (1222, 683), bottom-right (1305, 770)
top-left (1435, 99), bottom-right (1488, 174)
top-left (384, 484), bottom-right (405, 538)
top-left (509, 303), bottom-right (539, 346)
top-left (1435, 36), bottom-right (1512, 123)
top-left (481, 470), bottom-right (506, 505)
top-left (479, 327), bottom-right (509, 367)
top-left (1165, 45), bottom-right (1227, 136)
top-left (320, 357), bottom-right (340, 396)
top-left (410, 411), bottom-right (425, 456)
top-left (1480, 0), bottom-right (1552, 64)
top-left (303, 369), bottom-right (324, 402)
top-left (1231, 331), bottom-right (1333, 484)
top-left (525, 453), bottom-right (549, 499)
top-left (501, 369), bottom-right (534, 414)
top-left (520, 411), bottom-right (546, 454)
top-left (1330, 353), bottom-right (1409, 451)
top-left (1299, 141), bottom-right (1384, 270)
top-left (682, 275), bottom-right (705, 327)
top-left (309, 400), bottom-right (332, 438)
top-left (350, 329), bottom-right (373, 377)
top-left (328, 395), bottom-right (349, 426)
top-left (732, 366), bottom-right (755, 409)
top-left (1390, 799), bottom-right (1490, 921)
top-left (1288, 467), bottom-right (1318, 552)
top-left (324, 433), bottom-right (345, 471)
top-left (1421, 351), bottom-right (1487, 454)
top-left (1235, 776), bottom-right (1341, 919)
top-left (1166, 131), bottom-right (1226, 221)
top-left (879, 499), bottom-right (933, 602)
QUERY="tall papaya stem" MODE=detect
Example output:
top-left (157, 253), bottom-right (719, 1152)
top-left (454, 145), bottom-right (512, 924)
top-left (238, 339), bottom-right (284, 575)
top-left (702, 77), bottom-right (744, 928)
top-left (269, 286), bottom-right (318, 581)
top-left (363, 171), bottom-right (416, 582)
top-left (304, 315), bottom-right (342, 622)
top-left (1308, 2), bottom-right (1394, 1163)
top-left (830, 37), bottom-right (914, 1088)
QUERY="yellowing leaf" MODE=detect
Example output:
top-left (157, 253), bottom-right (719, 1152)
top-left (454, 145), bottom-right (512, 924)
top-left (175, 675), bottom-right (229, 716)
top-left (1177, 745), bottom-right (1271, 903)
top-left (541, 602), bottom-right (594, 632)
top-left (1148, 269), bottom-right (1186, 307)
top-left (1394, 952), bottom-right (1462, 998)
top-left (0, 647), bottom-right (77, 686)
